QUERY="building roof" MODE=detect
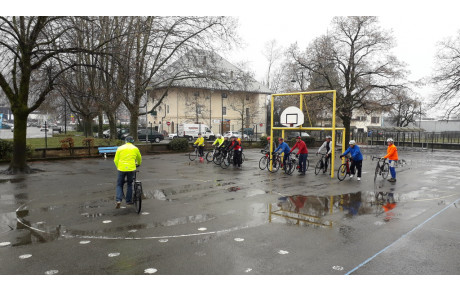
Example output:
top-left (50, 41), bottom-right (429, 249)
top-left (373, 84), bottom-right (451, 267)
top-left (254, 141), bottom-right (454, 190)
top-left (150, 49), bottom-right (272, 95)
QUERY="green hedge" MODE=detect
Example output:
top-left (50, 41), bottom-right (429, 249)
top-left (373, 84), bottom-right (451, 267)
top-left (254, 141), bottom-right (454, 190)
top-left (0, 139), bottom-right (32, 160)
top-left (168, 138), bottom-right (189, 151)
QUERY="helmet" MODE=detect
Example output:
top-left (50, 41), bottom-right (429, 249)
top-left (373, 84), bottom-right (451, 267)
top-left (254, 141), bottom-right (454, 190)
top-left (349, 140), bottom-right (356, 145)
top-left (231, 136), bottom-right (236, 139)
top-left (326, 135), bottom-right (332, 139)
top-left (267, 136), bottom-right (271, 140)
top-left (216, 134), bottom-right (221, 138)
top-left (296, 136), bottom-right (301, 139)
top-left (125, 136), bottom-right (134, 143)
top-left (387, 138), bottom-right (394, 143)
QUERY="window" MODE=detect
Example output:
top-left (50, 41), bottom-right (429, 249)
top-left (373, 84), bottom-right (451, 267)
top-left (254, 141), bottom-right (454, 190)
top-left (371, 116), bottom-right (380, 124)
top-left (246, 95), bottom-right (250, 101)
top-left (358, 116), bottom-right (366, 121)
top-left (222, 107), bottom-right (226, 115)
top-left (246, 108), bottom-right (250, 117)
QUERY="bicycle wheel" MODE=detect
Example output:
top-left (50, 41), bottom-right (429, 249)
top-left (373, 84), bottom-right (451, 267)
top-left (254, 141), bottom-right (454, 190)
top-left (337, 164), bottom-right (347, 181)
top-left (382, 163), bottom-right (390, 179)
top-left (133, 181), bottom-right (142, 214)
top-left (206, 151), bottom-right (214, 162)
top-left (259, 156), bottom-right (268, 170)
top-left (268, 156), bottom-right (280, 173)
top-left (314, 159), bottom-right (323, 175)
top-left (285, 159), bottom-right (297, 175)
top-left (221, 154), bottom-right (231, 169)
top-left (213, 151), bottom-right (222, 165)
top-left (374, 163), bottom-right (380, 181)
top-left (305, 159), bottom-right (310, 172)
top-left (241, 152), bottom-right (245, 163)
top-left (189, 149), bottom-right (197, 161)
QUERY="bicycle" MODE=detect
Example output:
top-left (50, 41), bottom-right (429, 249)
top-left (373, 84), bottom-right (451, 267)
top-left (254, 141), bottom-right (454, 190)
top-left (220, 150), bottom-right (233, 169)
top-left (189, 145), bottom-right (204, 161)
top-left (314, 153), bottom-right (328, 175)
top-left (284, 152), bottom-right (299, 175)
top-left (259, 150), bottom-right (269, 170)
top-left (122, 168), bottom-right (142, 214)
top-left (267, 152), bottom-right (281, 173)
top-left (337, 156), bottom-right (351, 181)
top-left (206, 146), bottom-right (219, 162)
top-left (372, 156), bottom-right (389, 180)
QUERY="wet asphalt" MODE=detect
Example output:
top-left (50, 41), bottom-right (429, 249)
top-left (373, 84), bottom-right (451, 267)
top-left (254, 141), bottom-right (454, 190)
top-left (0, 146), bottom-right (459, 275)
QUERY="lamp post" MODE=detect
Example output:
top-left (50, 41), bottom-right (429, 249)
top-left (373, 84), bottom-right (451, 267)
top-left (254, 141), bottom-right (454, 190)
top-left (221, 93), bottom-right (227, 134)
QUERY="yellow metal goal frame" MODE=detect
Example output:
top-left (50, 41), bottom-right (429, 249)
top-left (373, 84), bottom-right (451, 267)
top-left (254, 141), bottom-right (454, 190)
top-left (269, 90), bottom-right (346, 178)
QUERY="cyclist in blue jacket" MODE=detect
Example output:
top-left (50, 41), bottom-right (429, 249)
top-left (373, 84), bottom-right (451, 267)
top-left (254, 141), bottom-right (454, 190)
top-left (339, 140), bottom-right (363, 181)
top-left (273, 137), bottom-right (291, 170)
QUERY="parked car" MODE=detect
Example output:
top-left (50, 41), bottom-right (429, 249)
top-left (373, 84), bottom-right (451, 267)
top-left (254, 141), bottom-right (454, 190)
top-left (168, 133), bottom-right (177, 139)
top-left (223, 131), bottom-right (241, 138)
top-left (103, 128), bottom-right (130, 139)
top-left (237, 131), bottom-right (249, 139)
top-left (286, 131), bottom-right (310, 139)
top-left (123, 129), bottom-right (164, 143)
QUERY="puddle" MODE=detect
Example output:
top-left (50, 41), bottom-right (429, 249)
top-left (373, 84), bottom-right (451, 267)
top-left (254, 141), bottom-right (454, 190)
top-left (0, 177), bottom-right (26, 184)
top-left (270, 191), bottom-right (400, 227)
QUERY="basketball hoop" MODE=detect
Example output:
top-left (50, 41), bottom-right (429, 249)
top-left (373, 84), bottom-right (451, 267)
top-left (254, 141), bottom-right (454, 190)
top-left (288, 123), bottom-right (294, 127)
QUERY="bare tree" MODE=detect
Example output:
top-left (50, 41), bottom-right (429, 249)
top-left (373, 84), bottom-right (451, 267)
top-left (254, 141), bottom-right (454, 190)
top-left (0, 17), bottom-right (105, 173)
top-left (431, 31), bottom-right (460, 118)
top-left (262, 39), bottom-right (283, 89)
top-left (120, 16), bottom-right (238, 141)
top-left (289, 17), bottom-right (407, 145)
top-left (388, 90), bottom-right (422, 127)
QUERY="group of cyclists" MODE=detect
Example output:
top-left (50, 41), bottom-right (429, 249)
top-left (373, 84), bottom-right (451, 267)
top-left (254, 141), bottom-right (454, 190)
top-left (194, 133), bottom-right (244, 168)
top-left (112, 131), bottom-right (399, 208)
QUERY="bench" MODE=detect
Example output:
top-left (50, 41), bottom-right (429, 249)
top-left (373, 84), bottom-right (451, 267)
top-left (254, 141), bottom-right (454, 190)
top-left (98, 146), bottom-right (118, 158)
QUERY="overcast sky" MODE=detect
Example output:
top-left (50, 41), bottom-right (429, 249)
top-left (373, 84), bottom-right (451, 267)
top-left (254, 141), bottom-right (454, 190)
top-left (8, 0), bottom-right (460, 115)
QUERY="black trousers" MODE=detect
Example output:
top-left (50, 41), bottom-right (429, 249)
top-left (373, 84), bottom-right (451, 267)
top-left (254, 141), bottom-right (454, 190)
top-left (350, 159), bottom-right (362, 177)
top-left (233, 150), bottom-right (242, 166)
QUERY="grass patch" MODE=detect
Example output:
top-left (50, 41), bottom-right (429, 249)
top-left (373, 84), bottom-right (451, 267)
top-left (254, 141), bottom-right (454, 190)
top-left (3, 132), bottom-right (121, 149)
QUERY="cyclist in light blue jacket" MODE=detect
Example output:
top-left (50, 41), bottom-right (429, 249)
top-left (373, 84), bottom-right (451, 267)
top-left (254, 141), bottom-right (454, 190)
top-left (339, 140), bottom-right (363, 180)
top-left (274, 137), bottom-right (291, 170)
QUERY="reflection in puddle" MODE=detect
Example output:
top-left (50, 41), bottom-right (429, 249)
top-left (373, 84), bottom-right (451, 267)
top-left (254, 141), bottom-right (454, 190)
top-left (269, 191), bottom-right (399, 228)
top-left (62, 213), bottom-right (216, 237)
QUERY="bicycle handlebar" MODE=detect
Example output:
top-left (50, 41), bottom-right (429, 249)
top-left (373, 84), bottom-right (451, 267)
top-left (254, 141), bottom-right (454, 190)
top-left (372, 156), bottom-right (386, 161)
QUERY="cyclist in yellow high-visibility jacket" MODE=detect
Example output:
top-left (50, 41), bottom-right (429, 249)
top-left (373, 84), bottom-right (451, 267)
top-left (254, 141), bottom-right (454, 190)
top-left (194, 133), bottom-right (205, 158)
top-left (114, 136), bottom-right (142, 208)
top-left (212, 134), bottom-right (224, 147)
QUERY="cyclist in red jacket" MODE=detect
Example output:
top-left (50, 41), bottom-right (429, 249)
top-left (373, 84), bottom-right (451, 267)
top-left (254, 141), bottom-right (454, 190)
top-left (289, 136), bottom-right (308, 175)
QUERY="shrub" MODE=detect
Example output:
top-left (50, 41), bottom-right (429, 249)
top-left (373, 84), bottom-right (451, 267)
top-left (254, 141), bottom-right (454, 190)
top-left (168, 138), bottom-right (189, 152)
top-left (0, 139), bottom-right (32, 160)
top-left (82, 138), bottom-right (94, 147)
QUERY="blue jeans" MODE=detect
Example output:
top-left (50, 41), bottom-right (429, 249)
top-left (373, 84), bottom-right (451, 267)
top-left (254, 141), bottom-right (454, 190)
top-left (116, 171), bottom-right (134, 202)
top-left (389, 160), bottom-right (397, 178)
top-left (298, 153), bottom-right (308, 173)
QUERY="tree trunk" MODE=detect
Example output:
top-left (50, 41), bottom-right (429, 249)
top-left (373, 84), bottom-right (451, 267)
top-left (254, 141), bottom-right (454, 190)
top-left (83, 115), bottom-right (93, 138)
top-left (97, 114), bottom-right (103, 138)
top-left (7, 110), bottom-right (31, 174)
top-left (107, 112), bottom-right (117, 141)
top-left (341, 115), bottom-right (351, 147)
top-left (130, 111), bottom-right (139, 141)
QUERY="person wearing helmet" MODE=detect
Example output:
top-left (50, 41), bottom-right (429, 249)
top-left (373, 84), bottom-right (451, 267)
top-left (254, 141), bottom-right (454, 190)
top-left (212, 134), bottom-right (224, 159)
top-left (194, 133), bottom-right (205, 162)
top-left (228, 136), bottom-right (243, 168)
top-left (114, 136), bottom-right (142, 208)
top-left (264, 136), bottom-right (277, 152)
top-left (289, 136), bottom-right (308, 175)
top-left (273, 137), bottom-right (291, 170)
top-left (317, 135), bottom-right (332, 173)
top-left (339, 140), bottom-right (363, 181)
top-left (383, 138), bottom-right (398, 182)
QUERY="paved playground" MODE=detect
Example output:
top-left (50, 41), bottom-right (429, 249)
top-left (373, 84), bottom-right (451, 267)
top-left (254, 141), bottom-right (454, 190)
top-left (0, 146), bottom-right (459, 275)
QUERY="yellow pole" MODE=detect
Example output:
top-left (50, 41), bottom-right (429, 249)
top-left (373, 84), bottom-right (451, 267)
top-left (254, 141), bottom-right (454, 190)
top-left (331, 90), bottom-right (336, 178)
top-left (342, 128), bottom-right (346, 162)
top-left (270, 94), bottom-right (274, 171)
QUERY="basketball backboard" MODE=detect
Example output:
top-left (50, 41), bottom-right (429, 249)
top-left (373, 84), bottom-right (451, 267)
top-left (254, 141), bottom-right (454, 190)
top-left (280, 106), bottom-right (304, 127)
